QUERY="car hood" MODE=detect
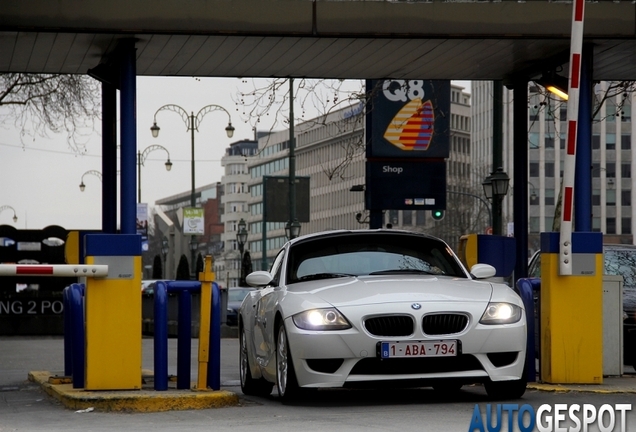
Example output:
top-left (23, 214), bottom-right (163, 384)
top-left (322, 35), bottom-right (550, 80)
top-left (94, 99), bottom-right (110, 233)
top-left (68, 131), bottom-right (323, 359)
top-left (285, 275), bottom-right (494, 307)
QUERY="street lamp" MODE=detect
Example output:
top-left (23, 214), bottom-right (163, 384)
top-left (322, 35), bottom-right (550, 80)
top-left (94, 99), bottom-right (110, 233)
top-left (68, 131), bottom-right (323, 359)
top-left (79, 170), bottom-right (102, 192)
top-left (236, 218), bottom-right (248, 286)
top-left (151, 104), bottom-right (234, 276)
top-left (285, 219), bottom-right (301, 240)
top-left (482, 167), bottom-right (510, 236)
top-left (0, 205), bottom-right (18, 223)
top-left (137, 145), bottom-right (172, 203)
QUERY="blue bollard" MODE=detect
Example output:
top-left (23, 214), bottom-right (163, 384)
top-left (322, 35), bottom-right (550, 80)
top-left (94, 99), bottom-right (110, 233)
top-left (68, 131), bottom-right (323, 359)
top-left (154, 281), bottom-right (169, 391)
top-left (515, 277), bottom-right (541, 382)
top-left (207, 282), bottom-right (221, 390)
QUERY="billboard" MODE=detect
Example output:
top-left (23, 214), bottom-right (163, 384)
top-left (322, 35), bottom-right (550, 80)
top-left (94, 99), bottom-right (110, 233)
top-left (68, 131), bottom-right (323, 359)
top-left (263, 176), bottom-right (310, 223)
top-left (365, 160), bottom-right (446, 211)
top-left (366, 79), bottom-right (450, 159)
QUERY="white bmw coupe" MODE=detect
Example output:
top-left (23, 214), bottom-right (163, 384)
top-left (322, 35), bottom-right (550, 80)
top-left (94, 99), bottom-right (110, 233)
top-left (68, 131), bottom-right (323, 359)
top-left (239, 229), bottom-right (527, 401)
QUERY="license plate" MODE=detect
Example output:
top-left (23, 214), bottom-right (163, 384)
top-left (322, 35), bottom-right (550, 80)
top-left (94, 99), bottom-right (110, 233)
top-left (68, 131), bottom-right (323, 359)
top-left (380, 340), bottom-right (458, 359)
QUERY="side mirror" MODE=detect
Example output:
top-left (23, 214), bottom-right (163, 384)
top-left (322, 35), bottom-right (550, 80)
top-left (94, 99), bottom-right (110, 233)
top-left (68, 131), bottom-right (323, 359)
top-left (245, 270), bottom-right (273, 287)
top-left (470, 263), bottom-right (497, 279)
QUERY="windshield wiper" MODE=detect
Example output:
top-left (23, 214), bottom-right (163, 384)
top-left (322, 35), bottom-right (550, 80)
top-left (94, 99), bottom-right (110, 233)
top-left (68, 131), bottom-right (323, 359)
top-left (369, 269), bottom-right (440, 276)
top-left (296, 273), bottom-right (355, 282)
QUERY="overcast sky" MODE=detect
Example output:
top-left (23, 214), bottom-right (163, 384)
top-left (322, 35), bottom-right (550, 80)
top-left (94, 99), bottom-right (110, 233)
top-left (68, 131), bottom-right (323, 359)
top-left (0, 78), bottom-right (470, 231)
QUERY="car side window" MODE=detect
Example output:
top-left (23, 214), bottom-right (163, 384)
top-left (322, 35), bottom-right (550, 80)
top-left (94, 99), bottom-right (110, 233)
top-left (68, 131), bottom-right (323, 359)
top-left (269, 249), bottom-right (285, 286)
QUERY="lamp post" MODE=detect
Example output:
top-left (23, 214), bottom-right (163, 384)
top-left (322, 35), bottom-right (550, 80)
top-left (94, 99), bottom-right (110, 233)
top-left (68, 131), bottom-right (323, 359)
top-left (482, 167), bottom-right (510, 236)
top-left (0, 205), bottom-right (18, 223)
top-left (137, 145), bottom-right (172, 203)
top-left (236, 218), bottom-right (248, 286)
top-left (79, 170), bottom-right (102, 192)
top-left (161, 236), bottom-right (169, 279)
top-left (189, 237), bottom-right (199, 279)
top-left (151, 104), bottom-right (234, 276)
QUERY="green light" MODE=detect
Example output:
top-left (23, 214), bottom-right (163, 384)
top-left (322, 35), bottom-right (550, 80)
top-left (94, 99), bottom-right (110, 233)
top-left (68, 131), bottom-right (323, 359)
top-left (431, 210), bottom-right (445, 221)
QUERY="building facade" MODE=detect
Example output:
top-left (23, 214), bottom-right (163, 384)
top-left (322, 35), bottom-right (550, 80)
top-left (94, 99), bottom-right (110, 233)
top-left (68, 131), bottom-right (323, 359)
top-left (471, 80), bottom-right (635, 254)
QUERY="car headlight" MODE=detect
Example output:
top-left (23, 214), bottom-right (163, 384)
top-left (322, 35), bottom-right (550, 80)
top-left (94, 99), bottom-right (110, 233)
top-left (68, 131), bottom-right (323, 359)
top-left (292, 308), bottom-right (351, 331)
top-left (480, 302), bottom-right (522, 325)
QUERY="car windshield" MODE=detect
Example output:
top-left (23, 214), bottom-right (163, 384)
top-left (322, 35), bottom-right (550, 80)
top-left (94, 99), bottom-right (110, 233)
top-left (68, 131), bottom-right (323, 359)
top-left (286, 232), bottom-right (467, 284)
top-left (228, 288), bottom-right (253, 302)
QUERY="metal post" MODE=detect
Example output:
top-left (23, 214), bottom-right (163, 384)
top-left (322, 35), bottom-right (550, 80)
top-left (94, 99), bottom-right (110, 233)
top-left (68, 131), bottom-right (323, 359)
top-left (101, 82), bottom-right (118, 234)
top-left (190, 112), bottom-right (197, 277)
top-left (119, 40), bottom-right (137, 235)
top-left (513, 78), bottom-right (529, 280)
top-left (289, 78), bottom-right (296, 231)
top-left (492, 81), bottom-right (504, 236)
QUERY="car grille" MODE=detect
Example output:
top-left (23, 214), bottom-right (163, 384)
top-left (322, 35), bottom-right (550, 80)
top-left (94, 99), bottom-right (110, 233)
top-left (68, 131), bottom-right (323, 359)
top-left (422, 313), bottom-right (468, 335)
top-left (349, 354), bottom-right (483, 375)
top-left (364, 315), bottom-right (414, 337)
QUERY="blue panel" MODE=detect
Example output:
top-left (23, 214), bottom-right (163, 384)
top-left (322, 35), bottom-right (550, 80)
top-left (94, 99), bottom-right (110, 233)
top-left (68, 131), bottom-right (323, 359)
top-left (572, 232), bottom-right (603, 253)
top-left (84, 234), bottom-right (141, 256)
top-left (476, 235), bottom-right (516, 277)
top-left (540, 232), bottom-right (560, 253)
top-left (540, 231), bottom-right (602, 254)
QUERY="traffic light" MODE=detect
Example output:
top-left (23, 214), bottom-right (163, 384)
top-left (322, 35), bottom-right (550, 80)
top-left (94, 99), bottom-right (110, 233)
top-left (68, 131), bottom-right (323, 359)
top-left (431, 209), bottom-right (445, 221)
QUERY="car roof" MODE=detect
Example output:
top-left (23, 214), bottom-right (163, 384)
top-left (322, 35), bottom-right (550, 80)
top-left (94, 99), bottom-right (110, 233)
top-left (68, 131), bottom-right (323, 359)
top-left (287, 228), bottom-right (448, 246)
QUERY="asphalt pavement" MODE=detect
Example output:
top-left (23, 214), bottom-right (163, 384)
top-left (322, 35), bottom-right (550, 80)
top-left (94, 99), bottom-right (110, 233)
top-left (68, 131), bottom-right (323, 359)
top-left (1, 335), bottom-right (636, 429)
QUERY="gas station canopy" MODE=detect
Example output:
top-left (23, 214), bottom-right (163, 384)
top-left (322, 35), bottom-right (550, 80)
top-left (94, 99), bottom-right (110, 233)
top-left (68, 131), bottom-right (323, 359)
top-left (1, 0), bottom-right (636, 81)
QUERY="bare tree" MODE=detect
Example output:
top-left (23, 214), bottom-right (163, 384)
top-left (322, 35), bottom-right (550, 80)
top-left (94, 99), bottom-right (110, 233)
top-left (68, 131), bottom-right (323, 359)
top-left (0, 73), bottom-right (101, 153)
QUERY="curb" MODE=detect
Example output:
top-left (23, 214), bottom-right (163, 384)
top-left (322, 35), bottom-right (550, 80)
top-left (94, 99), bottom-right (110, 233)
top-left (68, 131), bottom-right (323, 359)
top-left (29, 371), bottom-right (240, 412)
top-left (527, 382), bottom-right (636, 394)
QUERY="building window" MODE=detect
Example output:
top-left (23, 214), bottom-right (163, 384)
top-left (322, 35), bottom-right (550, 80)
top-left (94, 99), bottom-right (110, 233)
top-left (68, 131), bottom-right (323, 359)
top-left (402, 210), bottom-right (412, 226)
top-left (620, 102), bottom-right (631, 122)
top-left (622, 134), bottom-right (631, 150)
top-left (607, 189), bottom-right (616, 205)
top-left (544, 189), bottom-right (555, 206)
top-left (529, 217), bottom-right (540, 233)
top-left (606, 133), bottom-right (616, 150)
top-left (416, 210), bottom-right (426, 226)
top-left (592, 217), bottom-right (601, 231)
top-left (592, 189), bottom-right (600, 206)
top-left (622, 218), bottom-right (632, 234)
top-left (622, 190), bottom-right (632, 206)
top-left (545, 133), bottom-right (555, 149)
top-left (545, 162), bottom-right (555, 178)
top-left (607, 163), bottom-right (616, 178)
top-left (529, 163), bottom-right (540, 177)
top-left (622, 163), bottom-right (631, 178)
top-left (529, 133), bottom-right (539, 149)
top-left (607, 218), bottom-right (616, 234)
top-left (592, 134), bottom-right (601, 150)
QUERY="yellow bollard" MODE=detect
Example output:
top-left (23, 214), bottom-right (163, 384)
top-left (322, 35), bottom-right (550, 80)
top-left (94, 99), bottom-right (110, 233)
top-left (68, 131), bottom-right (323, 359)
top-left (196, 255), bottom-right (215, 389)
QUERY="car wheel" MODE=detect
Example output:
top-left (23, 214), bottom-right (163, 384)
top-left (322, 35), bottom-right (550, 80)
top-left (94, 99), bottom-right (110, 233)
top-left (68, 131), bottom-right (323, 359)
top-left (276, 323), bottom-right (301, 401)
top-left (239, 327), bottom-right (273, 397)
top-left (484, 377), bottom-right (527, 400)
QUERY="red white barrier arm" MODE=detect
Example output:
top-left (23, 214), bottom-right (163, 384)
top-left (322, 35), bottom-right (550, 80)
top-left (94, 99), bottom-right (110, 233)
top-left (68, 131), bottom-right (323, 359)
top-left (560, 0), bottom-right (585, 276)
top-left (0, 265), bottom-right (108, 278)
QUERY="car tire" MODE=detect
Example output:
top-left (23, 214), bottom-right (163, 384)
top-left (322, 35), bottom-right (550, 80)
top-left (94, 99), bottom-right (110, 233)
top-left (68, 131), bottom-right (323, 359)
top-left (276, 323), bottom-right (301, 402)
top-left (239, 326), bottom-right (273, 397)
top-left (484, 377), bottom-right (527, 400)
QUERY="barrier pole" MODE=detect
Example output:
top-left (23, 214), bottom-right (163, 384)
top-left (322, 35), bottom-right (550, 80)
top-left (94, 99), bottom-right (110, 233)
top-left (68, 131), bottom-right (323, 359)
top-left (196, 256), bottom-right (214, 389)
